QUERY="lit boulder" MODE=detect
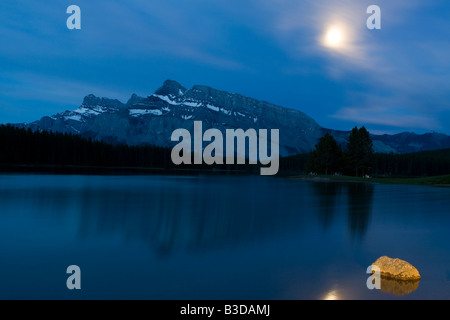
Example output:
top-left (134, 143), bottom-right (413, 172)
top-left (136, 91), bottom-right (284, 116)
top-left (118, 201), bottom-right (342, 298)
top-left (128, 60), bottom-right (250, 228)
top-left (372, 256), bottom-right (421, 281)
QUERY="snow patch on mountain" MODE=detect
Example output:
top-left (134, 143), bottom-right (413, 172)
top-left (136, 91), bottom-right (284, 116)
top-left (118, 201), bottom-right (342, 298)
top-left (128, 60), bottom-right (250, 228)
top-left (74, 105), bottom-right (110, 116)
top-left (153, 94), bottom-right (180, 106)
top-left (206, 104), bottom-right (220, 112)
top-left (64, 114), bottom-right (83, 122)
top-left (129, 109), bottom-right (163, 117)
top-left (183, 101), bottom-right (202, 108)
top-left (221, 108), bottom-right (232, 116)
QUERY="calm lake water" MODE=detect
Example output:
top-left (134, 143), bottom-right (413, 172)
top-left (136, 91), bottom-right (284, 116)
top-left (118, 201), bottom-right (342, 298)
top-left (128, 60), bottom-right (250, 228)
top-left (0, 174), bottom-right (449, 300)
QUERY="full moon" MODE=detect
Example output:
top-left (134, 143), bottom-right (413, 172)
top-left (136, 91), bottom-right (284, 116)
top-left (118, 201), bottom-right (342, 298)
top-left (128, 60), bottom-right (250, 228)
top-left (325, 28), bottom-right (343, 47)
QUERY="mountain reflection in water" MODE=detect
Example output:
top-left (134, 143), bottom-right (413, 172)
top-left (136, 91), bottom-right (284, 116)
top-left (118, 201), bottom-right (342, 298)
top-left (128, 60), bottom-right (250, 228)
top-left (2, 174), bottom-right (447, 299)
top-left (0, 175), bottom-right (373, 255)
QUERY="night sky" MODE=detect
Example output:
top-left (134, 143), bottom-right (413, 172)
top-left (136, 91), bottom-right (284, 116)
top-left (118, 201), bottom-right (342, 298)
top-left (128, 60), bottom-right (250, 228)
top-left (1, 0), bottom-right (449, 135)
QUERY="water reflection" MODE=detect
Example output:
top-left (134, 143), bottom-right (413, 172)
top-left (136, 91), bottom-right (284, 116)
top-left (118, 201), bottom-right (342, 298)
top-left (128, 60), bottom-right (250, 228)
top-left (347, 183), bottom-right (374, 240)
top-left (323, 289), bottom-right (340, 300)
top-left (74, 177), bottom-right (317, 255)
top-left (0, 176), bottom-right (377, 255)
top-left (1, 175), bottom-right (450, 299)
top-left (0, 176), bottom-right (320, 255)
top-left (311, 182), bottom-right (343, 230)
top-left (311, 181), bottom-right (374, 239)
top-left (380, 278), bottom-right (420, 296)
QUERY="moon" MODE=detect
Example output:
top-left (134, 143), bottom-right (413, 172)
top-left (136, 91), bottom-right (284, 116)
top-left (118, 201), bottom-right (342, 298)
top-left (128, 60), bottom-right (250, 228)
top-left (325, 28), bottom-right (343, 47)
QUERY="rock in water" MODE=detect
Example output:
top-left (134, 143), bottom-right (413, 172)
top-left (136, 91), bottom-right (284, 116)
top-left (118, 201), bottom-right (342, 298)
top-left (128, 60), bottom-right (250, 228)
top-left (372, 256), bottom-right (421, 280)
top-left (379, 278), bottom-right (420, 296)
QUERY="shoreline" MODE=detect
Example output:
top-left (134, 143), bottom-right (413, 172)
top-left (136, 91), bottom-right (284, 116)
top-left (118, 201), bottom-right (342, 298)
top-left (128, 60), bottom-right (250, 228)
top-left (0, 164), bottom-right (258, 176)
top-left (1, 164), bottom-right (450, 187)
top-left (287, 174), bottom-right (450, 188)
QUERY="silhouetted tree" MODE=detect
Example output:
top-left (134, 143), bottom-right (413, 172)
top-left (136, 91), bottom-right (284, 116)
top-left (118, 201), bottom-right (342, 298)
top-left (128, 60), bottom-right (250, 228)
top-left (344, 126), bottom-right (374, 177)
top-left (307, 133), bottom-right (342, 175)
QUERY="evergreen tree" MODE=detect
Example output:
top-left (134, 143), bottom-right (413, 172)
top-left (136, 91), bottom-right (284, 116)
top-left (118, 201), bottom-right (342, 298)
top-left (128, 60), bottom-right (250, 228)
top-left (307, 133), bottom-right (342, 175)
top-left (345, 126), bottom-right (374, 176)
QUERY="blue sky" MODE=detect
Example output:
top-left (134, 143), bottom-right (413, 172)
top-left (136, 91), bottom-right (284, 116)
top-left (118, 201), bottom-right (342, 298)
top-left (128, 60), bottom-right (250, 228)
top-left (1, 0), bottom-right (449, 134)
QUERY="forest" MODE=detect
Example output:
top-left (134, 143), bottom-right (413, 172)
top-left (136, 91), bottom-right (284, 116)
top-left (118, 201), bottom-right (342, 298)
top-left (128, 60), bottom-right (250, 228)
top-left (1, 124), bottom-right (450, 177)
top-left (0, 125), bottom-right (257, 174)
top-left (280, 127), bottom-right (450, 178)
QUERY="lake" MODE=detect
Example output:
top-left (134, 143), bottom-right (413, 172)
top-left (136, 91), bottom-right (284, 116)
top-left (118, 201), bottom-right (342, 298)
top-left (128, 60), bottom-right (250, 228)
top-left (0, 174), bottom-right (449, 300)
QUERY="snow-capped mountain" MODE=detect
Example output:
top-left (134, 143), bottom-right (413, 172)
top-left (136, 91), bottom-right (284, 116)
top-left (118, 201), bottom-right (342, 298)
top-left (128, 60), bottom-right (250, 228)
top-left (13, 80), bottom-right (450, 155)
top-left (16, 80), bottom-right (324, 156)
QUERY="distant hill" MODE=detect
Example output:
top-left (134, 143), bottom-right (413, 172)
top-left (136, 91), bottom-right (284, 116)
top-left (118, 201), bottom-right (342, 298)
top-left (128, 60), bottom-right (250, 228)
top-left (12, 80), bottom-right (450, 156)
top-left (324, 129), bottom-right (450, 154)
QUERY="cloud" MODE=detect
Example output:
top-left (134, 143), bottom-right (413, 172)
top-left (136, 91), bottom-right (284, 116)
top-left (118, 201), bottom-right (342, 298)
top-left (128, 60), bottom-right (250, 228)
top-left (332, 105), bottom-right (441, 131)
top-left (249, 0), bottom-right (450, 132)
top-left (0, 72), bottom-right (132, 106)
top-left (0, 0), bottom-right (243, 69)
top-left (245, 0), bottom-right (374, 68)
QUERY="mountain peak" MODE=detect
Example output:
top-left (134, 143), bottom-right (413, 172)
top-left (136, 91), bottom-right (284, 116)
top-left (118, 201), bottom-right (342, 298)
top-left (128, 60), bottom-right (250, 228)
top-left (82, 94), bottom-right (102, 107)
top-left (154, 80), bottom-right (187, 97)
top-left (82, 94), bottom-right (125, 109)
top-left (127, 93), bottom-right (144, 106)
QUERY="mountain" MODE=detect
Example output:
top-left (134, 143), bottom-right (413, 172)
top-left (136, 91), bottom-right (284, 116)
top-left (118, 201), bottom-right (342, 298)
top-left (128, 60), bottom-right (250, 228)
top-left (324, 129), bottom-right (450, 154)
top-left (369, 131), bottom-right (450, 154)
top-left (13, 80), bottom-right (450, 156)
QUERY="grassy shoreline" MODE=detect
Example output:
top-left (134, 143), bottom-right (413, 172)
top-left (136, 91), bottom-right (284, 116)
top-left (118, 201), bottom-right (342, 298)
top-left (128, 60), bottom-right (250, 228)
top-left (288, 174), bottom-right (450, 187)
top-left (1, 164), bottom-right (450, 187)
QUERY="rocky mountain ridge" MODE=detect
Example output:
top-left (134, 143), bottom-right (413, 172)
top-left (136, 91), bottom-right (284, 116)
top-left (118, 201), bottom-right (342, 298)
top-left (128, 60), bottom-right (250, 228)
top-left (13, 80), bottom-right (450, 156)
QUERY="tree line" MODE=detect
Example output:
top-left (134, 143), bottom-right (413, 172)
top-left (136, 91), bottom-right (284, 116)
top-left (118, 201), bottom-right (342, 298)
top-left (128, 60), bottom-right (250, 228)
top-left (280, 126), bottom-right (450, 178)
top-left (0, 124), bottom-right (172, 169)
top-left (1, 124), bottom-right (450, 177)
top-left (372, 149), bottom-right (450, 177)
top-left (0, 125), bottom-right (258, 174)
top-left (307, 126), bottom-right (374, 176)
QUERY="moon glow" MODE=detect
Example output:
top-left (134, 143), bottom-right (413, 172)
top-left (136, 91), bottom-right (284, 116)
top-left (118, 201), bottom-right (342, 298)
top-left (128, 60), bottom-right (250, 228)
top-left (325, 28), bottom-right (343, 47)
